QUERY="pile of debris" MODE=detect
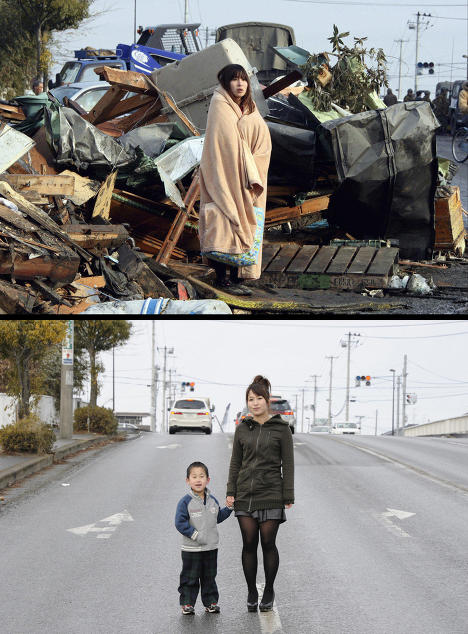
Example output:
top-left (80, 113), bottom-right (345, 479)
top-left (0, 35), bottom-right (466, 314)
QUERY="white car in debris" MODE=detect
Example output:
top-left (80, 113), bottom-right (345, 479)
top-left (169, 397), bottom-right (214, 435)
top-left (331, 422), bottom-right (361, 435)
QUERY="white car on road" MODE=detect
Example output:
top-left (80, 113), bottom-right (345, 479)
top-left (331, 422), bottom-right (361, 435)
top-left (169, 397), bottom-right (214, 435)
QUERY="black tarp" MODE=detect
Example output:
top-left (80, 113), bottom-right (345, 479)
top-left (317, 101), bottom-right (440, 259)
top-left (267, 120), bottom-right (316, 188)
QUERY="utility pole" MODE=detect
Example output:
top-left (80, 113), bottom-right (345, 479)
top-left (356, 415), bottom-right (365, 431)
top-left (414, 12), bottom-right (421, 93)
top-left (326, 356), bottom-right (338, 427)
top-left (396, 375), bottom-right (401, 435)
top-left (375, 409), bottom-right (378, 436)
top-left (394, 39), bottom-right (408, 100)
top-left (301, 388), bottom-right (305, 433)
top-left (158, 346), bottom-right (174, 433)
top-left (60, 320), bottom-right (74, 440)
top-left (150, 322), bottom-right (156, 433)
top-left (311, 375), bottom-right (320, 427)
top-left (134, 0), bottom-right (137, 44)
top-left (340, 333), bottom-right (360, 422)
top-left (402, 354), bottom-right (408, 430)
top-left (390, 369), bottom-right (396, 436)
top-left (184, 0), bottom-right (189, 23)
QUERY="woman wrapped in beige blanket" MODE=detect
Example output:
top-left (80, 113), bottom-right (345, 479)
top-left (199, 64), bottom-right (272, 295)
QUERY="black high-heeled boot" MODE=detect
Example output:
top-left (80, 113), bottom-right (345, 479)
top-left (259, 590), bottom-right (275, 612)
top-left (247, 589), bottom-right (258, 612)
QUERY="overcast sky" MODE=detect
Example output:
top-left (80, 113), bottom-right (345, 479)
top-left (53, 0), bottom-right (467, 98)
top-left (89, 319), bottom-right (468, 436)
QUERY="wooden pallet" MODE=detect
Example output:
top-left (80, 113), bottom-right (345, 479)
top-left (261, 243), bottom-right (399, 289)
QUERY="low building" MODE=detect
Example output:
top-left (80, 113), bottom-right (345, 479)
top-left (403, 415), bottom-right (468, 437)
top-left (115, 412), bottom-right (150, 427)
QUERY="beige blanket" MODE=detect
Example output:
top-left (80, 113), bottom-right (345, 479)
top-left (198, 86), bottom-right (271, 279)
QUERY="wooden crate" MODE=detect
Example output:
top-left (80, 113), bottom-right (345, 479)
top-left (434, 186), bottom-right (466, 255)
top-left (261, 243), bottom-right (399, 290)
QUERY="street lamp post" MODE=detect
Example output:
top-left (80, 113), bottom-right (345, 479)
top-left (390, 369), bottom-right (396, 436)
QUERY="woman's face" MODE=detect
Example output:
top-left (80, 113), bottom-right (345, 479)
top-left (229, 75), bottom-right (248, 100)
top-left (247, 390), bottom-right (269, 418)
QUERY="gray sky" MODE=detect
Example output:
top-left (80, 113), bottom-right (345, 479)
top-left (53, 0), bottom-right (468, 98)
top-left (90, 319), bottom-right (468, 436)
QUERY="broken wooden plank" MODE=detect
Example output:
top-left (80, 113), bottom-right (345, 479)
top-left (0, 251), bottom-right (80, 283)
top-left (117, 243), bottom-right (174, 298)
top-left (32, 279), bottom-right (72, 306)
top-left (286, 245), bottom-right (320, 273)
top-left (113, 100), bottom-right (162, 133)
top-left (366, 248), bottom-right (399, 276)
top-left (325, 246), bottom-right (357, 274)
top-left (5, 174), bottom-right (75, 196)
top-left (346, 247), bottom-right (377, 274)
top-left (265, 195), bottom-right (329, 227)
top-left (0, 203), bottom-right (37, 232)
top-left (261, 244), bottom-right (282, 271)
top-left (94, 92), bottom-right (156, 122)
top-left (264, 244), bottom-right (301, 273)
top-left (155, 170), bottom-right (200, 264)
top-left (60, 170), bottom-right (100, 206)
top-left (86, 86), bottom-right (129, 125)
top-left (262, 70), bottom-right (303, 99)
top-left (0, 279), bottom-right (36, 313)
top-left (92, 171), bottom-right (118, 220)
top-left (94, 66), bottom-right (157, 95)
top-left (0, 181), bottom-right (92, 261)
top-left (62, 224), bottom-right (129, 250)
top-left (306, 245), bottom-right (338, 273)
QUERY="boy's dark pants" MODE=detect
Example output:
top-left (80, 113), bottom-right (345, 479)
top-left (178, 549), bottom-right (219, 606)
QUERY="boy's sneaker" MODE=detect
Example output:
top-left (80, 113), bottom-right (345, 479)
top-left (205, 603), bottom-right (220, 613)
top-left (181, 605), bottom-right (195, 615)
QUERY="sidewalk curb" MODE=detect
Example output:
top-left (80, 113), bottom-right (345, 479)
top-left (0, 435), bottom-right (107, 490)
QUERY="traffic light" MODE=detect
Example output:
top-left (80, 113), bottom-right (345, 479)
top-left (189, 382), bottom-right (195, 392)
top-left (417, 61), bottom-right (434, 74)
top-left (355, 375), bottom-right (371, 386)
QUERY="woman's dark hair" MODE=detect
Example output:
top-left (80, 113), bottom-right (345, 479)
top-left (246, 375), bottom-right (271, 404)
top-left (186, 461), bottom-right (209, 478)
top-left (217, 64), bottom-right (255, 114)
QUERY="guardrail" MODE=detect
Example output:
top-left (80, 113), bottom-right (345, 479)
top-left (403, 415), bottom-right (468, 437)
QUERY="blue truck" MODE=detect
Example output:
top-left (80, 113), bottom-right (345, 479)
top-left (48, 24), bottom-right (203, 88)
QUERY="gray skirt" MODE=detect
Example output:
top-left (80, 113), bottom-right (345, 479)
top-left (235, 508), bottom-right (287, 523)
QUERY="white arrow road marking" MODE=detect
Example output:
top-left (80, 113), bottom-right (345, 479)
top-left (257, 583), bottom-right (283, 634)
top-left (67, 510), bottom-right (134, 539)
top-left (383, 508), bottom-right (416, 520)
top-left (156, 444), bottom-right (181, 449)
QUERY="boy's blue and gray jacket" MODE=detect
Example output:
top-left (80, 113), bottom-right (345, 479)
top-left (175, 487), bottom-right (232, 552)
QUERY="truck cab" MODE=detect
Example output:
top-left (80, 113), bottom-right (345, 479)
top-left (49, 24), bottom-right (202, 89)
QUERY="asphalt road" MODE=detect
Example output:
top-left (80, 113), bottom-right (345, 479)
top-left (1, 432), bottom-right (468, 634)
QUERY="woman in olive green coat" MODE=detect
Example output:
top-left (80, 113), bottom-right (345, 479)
top-left (226, 375), bottom-right (294, 612)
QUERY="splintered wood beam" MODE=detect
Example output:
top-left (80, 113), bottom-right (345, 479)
top-left (113, 100), bottom-right (162, 133)
top-left (262, 70), bottom-right (303, 99)
top-left (92, 171), bottom-right (117, 220)
top-left (93, 66), bottom-right (158, 95)
top-left (85, 86), bottom-right (129, 125)
top-left (5, 174), bottom-right (75, 196)
top-left (0, 251), bottom-right (80, 283)
top-left (0, 279), bottom-right (36, 313)
top-left (98, 93), bottom-right (156, 121)
top-left (62, 224), bottom-right (129, 250)
top-left (156, 169), bottom-right (200, 265)
top-left (265, 195), bottom-right (330, 227)
top-left (145, 76), bottom-right (200, 137)
top-left (63, 97), bottom-right (88, 117)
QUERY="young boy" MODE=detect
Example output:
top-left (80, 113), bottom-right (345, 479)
top-left (175, 461), bottom-right (232, 615)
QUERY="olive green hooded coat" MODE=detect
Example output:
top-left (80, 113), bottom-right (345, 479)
top-left (226, 414), bottom-right (294, 512)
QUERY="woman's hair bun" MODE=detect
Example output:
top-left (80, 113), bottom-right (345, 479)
top-left (252, 375), bottom-right (271, 392)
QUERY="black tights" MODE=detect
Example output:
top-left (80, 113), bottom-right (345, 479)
top-left (209, 259), bottom-right (240, 283)
top-left (238, 516), bottom-right (280, 603)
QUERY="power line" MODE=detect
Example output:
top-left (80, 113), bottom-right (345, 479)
top-left (282, 0), bottom-right (464, 5)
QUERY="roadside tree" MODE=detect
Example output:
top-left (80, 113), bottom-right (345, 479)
top-left (0, 320), bottom-right (68, 418)
top-left (74, 320), bottom-right (132, 408)
top-left (4, 0), bottom-right (92, 86)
